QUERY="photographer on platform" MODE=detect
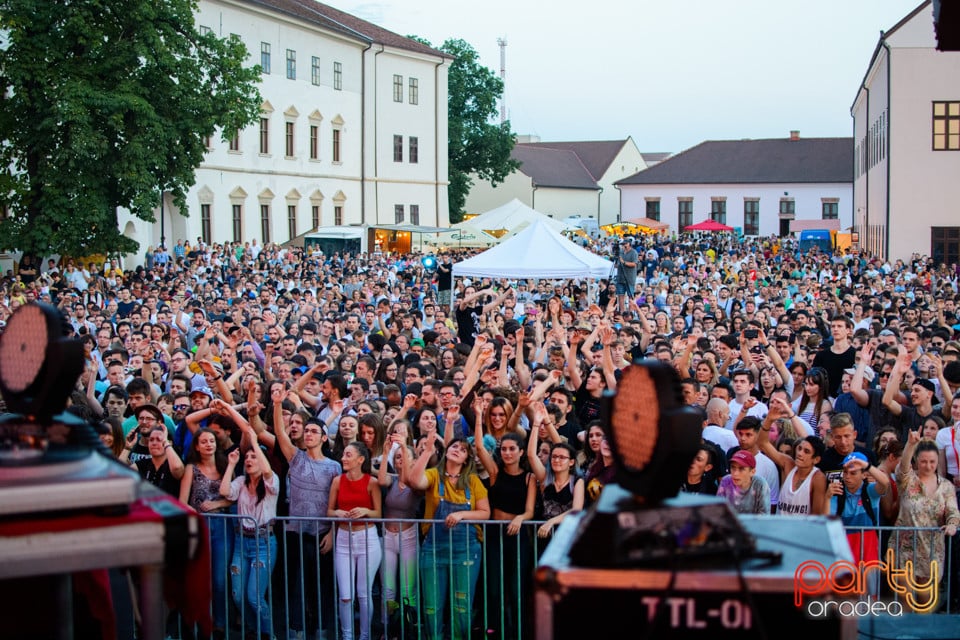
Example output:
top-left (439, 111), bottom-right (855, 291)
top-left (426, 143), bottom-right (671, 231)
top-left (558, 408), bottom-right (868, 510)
top-left (613, 236), bottom-right (639, 315)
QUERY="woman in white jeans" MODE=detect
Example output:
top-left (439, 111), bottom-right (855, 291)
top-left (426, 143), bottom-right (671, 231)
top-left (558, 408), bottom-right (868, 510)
top-left (328, 442), bottom-right (383, 640)
top-left (377, 434), bottom-right (423, 621)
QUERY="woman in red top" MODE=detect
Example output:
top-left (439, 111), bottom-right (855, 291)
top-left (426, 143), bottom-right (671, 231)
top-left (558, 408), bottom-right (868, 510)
top-left (328, 442), bottom-right (382, 640)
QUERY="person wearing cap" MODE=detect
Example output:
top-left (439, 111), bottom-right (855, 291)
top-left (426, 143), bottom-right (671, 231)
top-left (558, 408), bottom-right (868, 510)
top-left (882, 348), bottom-right (941, 440)
top-left (614, 237), bottom-right (639, 314)
top-left (829, 450), bottom-right (890, 579)
top-left (717, 449), bottom-right (770, 514)
top-left (121, 403), bottom-right (172, 465)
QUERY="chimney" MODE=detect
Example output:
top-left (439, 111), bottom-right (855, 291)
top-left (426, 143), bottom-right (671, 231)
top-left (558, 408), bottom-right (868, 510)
top-left (789, 130), bottom-right (800, 141)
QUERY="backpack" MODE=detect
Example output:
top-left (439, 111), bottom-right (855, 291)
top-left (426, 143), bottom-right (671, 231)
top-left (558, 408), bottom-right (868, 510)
top-left (836, 483), bottom-right (876, 526)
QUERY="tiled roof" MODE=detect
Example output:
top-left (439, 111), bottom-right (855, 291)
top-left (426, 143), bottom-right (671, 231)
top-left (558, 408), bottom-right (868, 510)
top-left (517, 140), bottom-right (627, 181)
top-left (616, 137), bottom-right (853, 185)
top-left (244, 0), bottom-right (449, 58)
top-left (511, 146), bottom-right (600, 190)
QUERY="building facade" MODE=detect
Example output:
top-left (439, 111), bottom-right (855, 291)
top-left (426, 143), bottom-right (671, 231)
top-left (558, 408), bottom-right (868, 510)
top-left (119, 0), bottom-right (449, 260)
top-left (852, 0), bottom-right (960, 263)
top-left (464, 138), bottom-right (646, 226)
top-left (616, 136), bottom-right (852, 237)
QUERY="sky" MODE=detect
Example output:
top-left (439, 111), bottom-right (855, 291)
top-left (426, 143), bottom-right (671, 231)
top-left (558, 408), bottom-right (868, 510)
top-left (332, 0), bottom-right (928, 153)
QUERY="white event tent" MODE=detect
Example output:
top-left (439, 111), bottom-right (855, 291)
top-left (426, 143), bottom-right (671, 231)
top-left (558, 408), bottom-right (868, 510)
top-left (452, 219), bottom-right (614, 284)
top-left (454, 198), bottom-right (576, 240)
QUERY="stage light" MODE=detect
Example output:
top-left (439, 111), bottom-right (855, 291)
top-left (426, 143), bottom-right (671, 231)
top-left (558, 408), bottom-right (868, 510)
top-left (421, 255), bottom-right (437, 269)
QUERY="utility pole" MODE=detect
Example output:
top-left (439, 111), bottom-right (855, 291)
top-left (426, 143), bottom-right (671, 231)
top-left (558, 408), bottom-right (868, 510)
top-left (497, 37), bottom-right (507, 124)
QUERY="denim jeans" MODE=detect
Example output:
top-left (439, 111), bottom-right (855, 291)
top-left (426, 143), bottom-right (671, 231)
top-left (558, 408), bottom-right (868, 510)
top-left (207, 516), bottom-right (233, 631)
top-left (286, 530), bottom-right (336, 635)
top-left (231, 532), bottom-right (277, 636)
top-left (419, 533), bottom-right (480, 640)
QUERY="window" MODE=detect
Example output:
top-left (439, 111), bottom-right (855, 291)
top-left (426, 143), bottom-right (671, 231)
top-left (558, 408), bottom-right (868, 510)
top-left (333, 62), bottom-right (342, 90)
top-left (410, 204), bottom-right (420, 225)
top-left (259, 118), bottom-right (269, 154)
top-left (309, 125), bottom-right (319, 160)
top-left (199, 25), bottom-right (211, 35)
top-left (394, 204), bottom-right (404, 224)
top-left (311, 56), bottom-right (321, 86)
top-left (260, 43), bottom-right (271, 75)
top-left (332, 128), bottom-right (341, 162)
top-left (287, 205), bottom-right (297, 240)
top-left (228, 131), bottom-right (240, 152)
top-left (932, 227), bottom-right (960, 265)
top-left (232, 204), bottom-right (242, 242)
top-left (744, 200), bottom-right (760, 236)
top-left (393, 74), bottom-right (403, 102)
top-left (393, 135), bottom-right (403, 162)
top-left (285, 122), bottom-right (294, 157)
top-left (286, 49), bottom-right (296, 80)
top-left (779, 199), bottom-right (795, 216)
top-left (645, 200), bottom-right (660, 221)
top-left (710, 200), bottom-right (726, 225)
top-left (409, 78), bottom-right (419, 105)
top-left (409, 136), bottom-right (419, 164)
top-left (200, 204), bottom-right (212, 245)
top-left (334, 205), bottom-right (343, 226)
top-left (678, 200), bottom-right (693, 229)
top-left (260, 204), bottom-right (271, 243)
top-left (312, 205), bottom-right (320, 229)
top-left (933, 101), bottom-right (960, 150)
top-left (822, 201), bottom-right (839, 220)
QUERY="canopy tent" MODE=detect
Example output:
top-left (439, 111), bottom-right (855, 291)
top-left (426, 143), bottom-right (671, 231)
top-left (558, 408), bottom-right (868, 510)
top-left (623, 216), bottom-right (670, 232)
top-left (452, 218), bottom-right (614, 281)
top-left (684, 219), bottom-right (735, 232)
top-left (424, 222), bottom-right (497, 247)
top-left (454, 198), bottom-right (576, 241)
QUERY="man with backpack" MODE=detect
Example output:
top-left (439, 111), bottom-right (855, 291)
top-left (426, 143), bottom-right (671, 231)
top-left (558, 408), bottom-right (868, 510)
top-left (829, 451), bottom-right (891, 593)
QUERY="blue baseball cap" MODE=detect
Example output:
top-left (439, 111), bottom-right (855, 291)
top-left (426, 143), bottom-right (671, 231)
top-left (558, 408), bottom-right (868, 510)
top-left (842, 452), bottom-right (868, 468)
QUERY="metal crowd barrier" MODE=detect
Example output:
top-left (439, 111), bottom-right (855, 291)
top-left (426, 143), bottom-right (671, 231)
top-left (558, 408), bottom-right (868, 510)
top-left (187, 515), bottom-right (959, 640)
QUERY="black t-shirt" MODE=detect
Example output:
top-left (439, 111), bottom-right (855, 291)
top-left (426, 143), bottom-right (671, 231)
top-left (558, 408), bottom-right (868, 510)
top-left (817, 445), bottom-right (876, 484)
top-left (455, 303), bottom-right (482, 346)
top-left (556, 415), bottom-right (582, 451)
top-left (812, 345), bottom-right (856, 397)
top-left (135, 458), bottom-right (181, 497)
top-left (574, 380), bottom-right (602, 426)
top-left (436, 263), bottom-right (452, 291)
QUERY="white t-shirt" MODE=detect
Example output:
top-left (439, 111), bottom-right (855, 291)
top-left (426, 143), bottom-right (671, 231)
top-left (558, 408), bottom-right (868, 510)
top-left (936, 426), bottom-right (960, 479)
top-left (227, 472), bottom-right (279, 530)
top-left (725, 398), bottom-right (769, 430)
top-left (702, 425), bottom-right (739, 453)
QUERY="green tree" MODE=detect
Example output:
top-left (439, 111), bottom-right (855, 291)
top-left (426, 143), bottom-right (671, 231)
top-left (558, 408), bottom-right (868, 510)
top-left (412, 37), bottom-right (519, 223)
top-left (0, 0), bottom-right (262, 257)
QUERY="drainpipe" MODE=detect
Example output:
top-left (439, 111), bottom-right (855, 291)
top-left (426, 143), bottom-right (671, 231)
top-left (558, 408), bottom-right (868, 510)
top-left (864, 85), bottom-right (870, 257)
top-left (882, 40), bottom-right (892, 261)
top-left (372, 45), bottom-right (384, 226)
top-left (434, 56), bottom-right (445, 226)
top-left (532, 185), bottom-right (538, 211)
top-left (596, 187), bottom-right (603, 227)
top-left (360, 40), bottom-right (373, 225)
top-left (614, 184), bottom-right (622, 224)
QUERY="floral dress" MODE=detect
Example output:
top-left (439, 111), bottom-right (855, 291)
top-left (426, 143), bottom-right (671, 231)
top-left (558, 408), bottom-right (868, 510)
top-left (889, 466), bottom-right (960, 581)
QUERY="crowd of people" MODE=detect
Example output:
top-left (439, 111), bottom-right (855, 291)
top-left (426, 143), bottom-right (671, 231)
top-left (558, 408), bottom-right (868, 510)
top-left (3, 230), bottom-right (960, 637)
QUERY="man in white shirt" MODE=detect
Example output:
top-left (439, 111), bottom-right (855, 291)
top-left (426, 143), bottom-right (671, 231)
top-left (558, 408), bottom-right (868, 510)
top-left (703, 399), bottom-right (739, 453)
top-left (726, 369), bottom-right (768, 429)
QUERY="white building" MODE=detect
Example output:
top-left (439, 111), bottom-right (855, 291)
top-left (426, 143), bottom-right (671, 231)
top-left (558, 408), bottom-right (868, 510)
top-left (119, 0), bottom-right (449, 260)
top-left (464, 138), bottom-right (646, 226)
top-left (615, 134), bottom-right (852, 237)
top-left (852, 0), bottom-right (960, 263)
